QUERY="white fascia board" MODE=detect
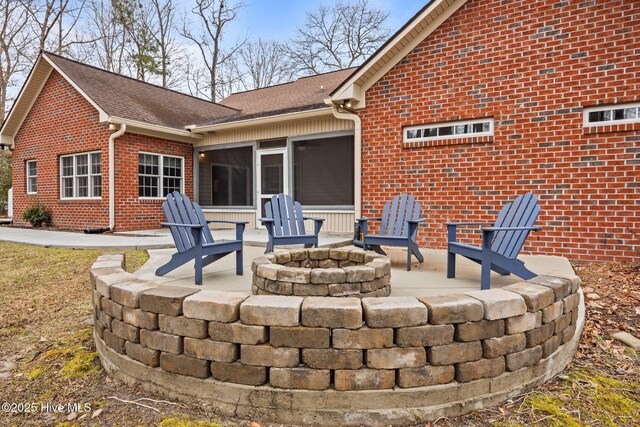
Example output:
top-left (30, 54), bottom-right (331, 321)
top-left (188, 107), bottom-right (333, 133)
top-left (108, 116), bottom-right (202, 143)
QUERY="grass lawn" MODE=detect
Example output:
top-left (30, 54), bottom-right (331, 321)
top-left (0, 241), bottom-right (638, 426)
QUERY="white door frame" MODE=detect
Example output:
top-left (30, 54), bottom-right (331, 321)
top-left (255, 147), bottom-right (288, 228)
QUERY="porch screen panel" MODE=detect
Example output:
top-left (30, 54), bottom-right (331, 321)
top-left (200, 146), bottom-right (253, 207)
top-left (293, 135), bottom-right (354, 206)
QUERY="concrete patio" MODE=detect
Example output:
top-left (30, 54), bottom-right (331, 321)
top-left (134, 245), bottom-right (575, 297)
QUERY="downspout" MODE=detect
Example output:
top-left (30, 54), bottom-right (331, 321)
top-left (108, 124), bottom-right (126, 230)
top-left (326, 100), bottom-right (362, 219)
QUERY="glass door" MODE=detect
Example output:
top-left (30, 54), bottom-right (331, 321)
top-left (256, 148), bottom-right (287, 227)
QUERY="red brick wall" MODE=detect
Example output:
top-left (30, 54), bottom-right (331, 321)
top-left (359, 0), bottom-right (639, 261)
top-left (12, 70), bottom-right (193, 231)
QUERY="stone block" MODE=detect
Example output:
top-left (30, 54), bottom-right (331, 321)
top-left (301, 297), bottom-right (362, 329)
top-left (483, 333), bottom-right (526, 358)
top-left (256, 263), bottom-right (284, 280)
top-left (270, 326), bottom-right (330, 348)
top-left (140, 329), bottom-right (183, 354)
top-left (571, 308), bottom-right (579, 325)
top-left (101, 298), bottom-right (123, 320)
top-left (159, 315), bottom-right (208, 338)
top-left (318, 258), bottom-right (338, 268)
top-left (361, 277), bottom-right (389, 292)
top-left (211, 362), bottom-right (267, 385)
top-left (346, 248), bottom-right (366, 263)
top-left (240, 295), bottom-right (303, 326)
top-left (94, 318), bottom-right (105, 339)
top-left (270, 367), bottom-right (331, 390)
top-left (329, 247), bottom-right (351, 260)
top-left (277, 267), bottom-right (311, 284)
top-left (328, 282), bottom-right (361, 296)
top-left (90, 267), bottom-right (122, 289)
top-left (183, 337), bottom-right (238, 362)
top-left (139, 286), bottom-right (198, 316)
top-left (505, 311), bottom-right (542, 334)
top-left (95, 271), bottom-right (135, 298)
top-left (251, 256), bottom-right (274, 273)
top-left (241, 345), bottom-right (299, 367)
top-left (283, 262), bottom-right (300, 267)
top-left (103, 330), bottom-right (126, 354)
top-left (334, 369), bottom-right (395, 391)
top-left (364, 252), bottom-right (386, 262)
top-left (428, 341), bottom-right (483, 365)
top-left (123, 307), bottom-right (158, 330)
top-left (562, 324), bottom-right (577, 343)
top-left (288, 249), bottom-right (308, 262)
top-left (343, 266), bottom-right (375, 282)
top-left (563, 292), bottom-right (580, 313)
top-left (541, 334), bottom-right (562, 358)
top-left (209, 322), bottom-right (268, 345)
top-left (310, 268), bottom-right (346, 284)
top-left (366, 347), bottom-right (426, 369)
top-left (366, 259), bottom-right (391, 278)
top-left (308, 248), bottom-right (329, 259)
top-left (418, 294), bottom-right (484, 324)
top-left (110, 281), bottom-right (157, 308)
top-left (396, 324), bottom-right (454, 347)
top-left (96, 308), bottom-right (112, 329)
top-left (274, 251), bottom-right (292, 264)
top-left (502, 282), bottom-right (555, 312)
top-left (302, 348), bottom-right (362, 369)
top-left (527, 275), bottom-right (571, 300)
top-left (542, 301), bottom-right (563, 323)
top-left (125, 341), bottom-right (159, 367)
top-left (456, 357), bottom-right (505, 382)
top-left (554, 313), bottom-right (572, 334)
top-left (264, 280), bottom-right (293, 295)
top-left (505, 346), bottom-right (543, 371)
top-left (301, 259), bottom-right (319, 268)
top-left (111, 319), bottom-right (139, 343)
top-left (525, 322), bottom-right (555, 347)
top-left (92, 290), bottom-right (102, 310)
top-left (362, 297), bottom-right (427, 328)
top-left (455, 319), bottom-right (504, 342)
top-left (183, 290), bottom-right (248, 322)
top-left (294, 283), bottom-right (329, 296)
top-left (332, 327), bottom-right (394, 349)
top-left (466, 290), bottom-right (527, 320)
top-left (397, 365), bottom-right (455, 388)
top-left (160, 353), bottom-right (210, 379)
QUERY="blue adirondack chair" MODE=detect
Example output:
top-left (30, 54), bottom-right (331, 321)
top-left (446, 192), bottom-right (542, 290)
top-left (156, 192), bottom-right (247, 285)
top-left (355, 194), bottom-right (426, 271)
top-left (259, 193), bottom-right (325, 253)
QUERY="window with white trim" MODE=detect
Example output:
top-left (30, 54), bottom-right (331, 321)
top-left (584, 102), bottom-right (640, 127)
top-left (403, 118), bottom-right (494, 143)
top-left (138, 153), bottom-right (183, 198)
top-left (60, 152), bottom-right (102, 198)
top-left (26, 160), bottom-right (37, 194)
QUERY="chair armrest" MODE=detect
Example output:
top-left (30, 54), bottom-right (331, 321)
top-left (407, 218), bottom-right (427, 224)
top-left (482, 226), bottom-right (542, 232)
top-left (258, 218), bottom-right (274, 223)
top-left (356, 217), bottom-right (382, 223)
top-left (206, 219), bottom-right (249, 225)
top-left (160, 222), bottom-right (204, 229)
top-left (302, 216), bottom-right (325, 222)
top-left (444, 222), bottom-right (494, 226)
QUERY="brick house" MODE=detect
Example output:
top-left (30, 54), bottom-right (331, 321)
top-left (1, 0), bottom-right (638, 261)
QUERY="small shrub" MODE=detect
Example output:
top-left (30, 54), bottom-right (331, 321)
top-left (22, 203), bottom-right (51, 227)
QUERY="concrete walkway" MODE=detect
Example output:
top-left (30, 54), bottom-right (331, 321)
top-left (135, 245), bottom-right (575, 297)
top-left (0, 226), bottom-right (352, 250)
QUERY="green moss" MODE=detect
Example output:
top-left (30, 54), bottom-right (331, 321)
top-left (158, 415), bottom-right (221, 427)
top-left (26, 367), bottom-right (44, 380)
top-left (525, 393), bottom-right (583, 427)
top-left (61, 349), bottom-right (99, 378)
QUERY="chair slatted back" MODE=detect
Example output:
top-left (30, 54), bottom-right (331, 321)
top-left (163, 191), bottom-right (215, 253)
top-left (491, 192), bottom-right (540, 259)
top-left (264, 194), bottom-right (306, 237)
top-left (379, 194), bottom-right (422, 238)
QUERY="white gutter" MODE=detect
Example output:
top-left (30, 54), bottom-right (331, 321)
top-left (108, 124), bottom-right (126, 230)
top-left (325, 100), bottom-right (362, 218)
top-left (108, 116), bottom-right (201, 141)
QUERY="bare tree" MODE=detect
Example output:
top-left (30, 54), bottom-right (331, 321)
top-left (235, 39), bottom-right (293, 91)
top-left (77, 0), bottom-right (127, 74)
top-left (286, 0), bottom-right (389, 75)
top-left (0, 0), bottom-right (33, 122)
top-left (180, 0), bottom-right (245, 101)
top-left (149, 0), bottom-right (178, 87)
top-left (22, 0), bottom-right (89, 55)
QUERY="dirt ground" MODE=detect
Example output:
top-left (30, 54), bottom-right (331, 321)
top-left (0, 242), bottom-right (637, 427)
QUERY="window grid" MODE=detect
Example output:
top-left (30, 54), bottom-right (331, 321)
top-left (26, 160), bottom-right (37, 194)
top-left (60, 152), bottom-right (102, 199)
top-left (584, 103), bottom-right (640, 127)
top-left (138, 153), bottom-right (183, 198)
top-left (404, 118), bottom-right (494, 143)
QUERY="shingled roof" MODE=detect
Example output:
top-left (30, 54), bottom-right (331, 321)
top-left (45, 52), bottom-right (239, 129)
top-left (194, 68), bottom-right (356, 126)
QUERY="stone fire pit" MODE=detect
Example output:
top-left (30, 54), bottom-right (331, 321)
top-left (251, 247), bottom-right (391, 297)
